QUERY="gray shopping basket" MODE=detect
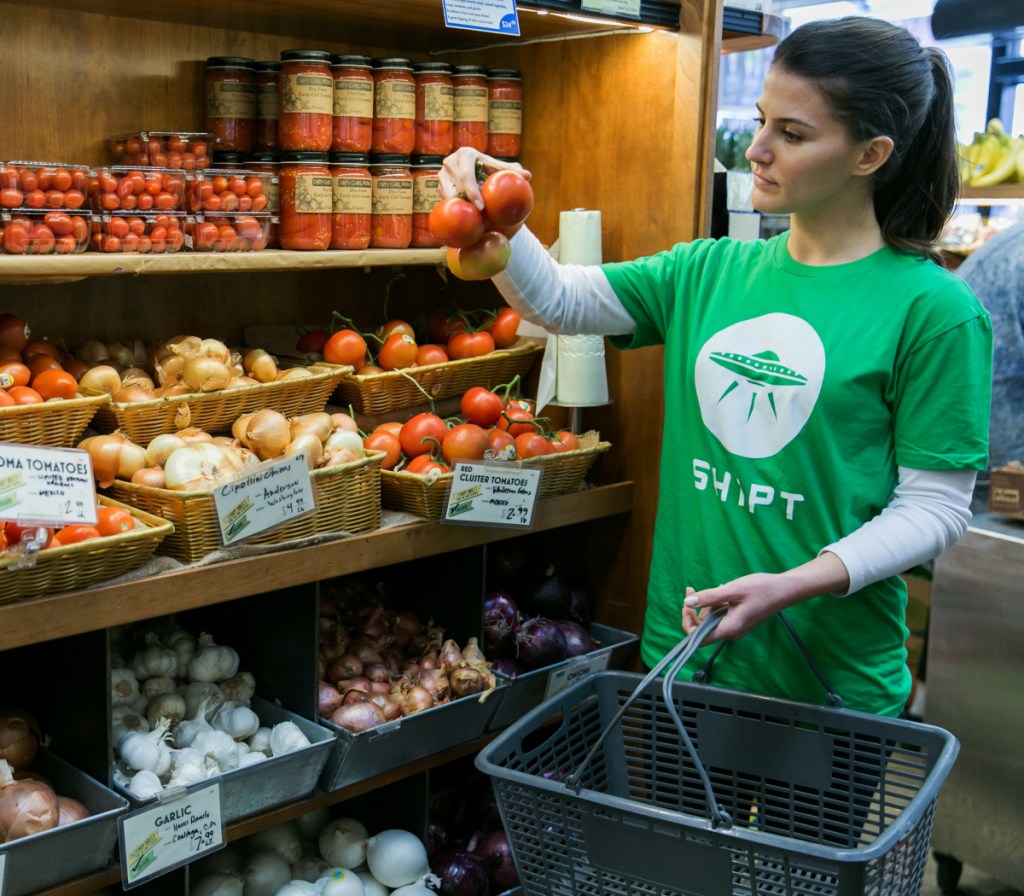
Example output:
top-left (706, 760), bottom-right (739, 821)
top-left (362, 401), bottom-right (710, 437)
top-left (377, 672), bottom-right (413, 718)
top-left (476, 610), bottom-right (960, 896)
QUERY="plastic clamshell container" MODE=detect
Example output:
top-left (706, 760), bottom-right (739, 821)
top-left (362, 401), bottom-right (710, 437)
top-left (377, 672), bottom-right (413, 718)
top-left (89, 166), bottom-right (187, 213)
top-left (0, 208), bottom-right (92, 255)
top-left (0, 160), bottom-right (90, 211)
top-left (486, 622), bottom-right (639, 732)
top-left (186, 212), bottom-right (272, 252)
top-left (0, 748), bottom-right (128, 896)
top-left (89, 211), bottom-right (187, 253)
top-left (185, 168), bottom-right (272, 214)
top-left (105, 132), bottom-right (216, 170)
top-left (114, 697), bottom-right (333, 823)
top-left (319, 683), bottom-right (507, 791)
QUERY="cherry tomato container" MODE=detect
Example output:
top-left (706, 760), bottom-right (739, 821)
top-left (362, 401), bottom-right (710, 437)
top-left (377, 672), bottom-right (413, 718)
top-left (279, 151), bottom-right (333, 250)
top-left (413, 62), bottom-right (453, 157)
top-left (279, 49), bottom-right (333, 152)
top-left (452, 65), bottom-right (489, 152)
top-left (186, 157), bottom-right (271, 216)
top-left (105, 132), bottom-right (215, 170)
top-left (88, 212), bottom-right (187, 254)
top-left (187, 212), bottom-right (271, 252)
top-left (0, 208), bottom-right (91, 255)
top-left (331, 54), bottom-right (374, 154)
top-left (411, 155), bottom-right (442, 248)
top-left (371, 58), bottom-right (415, 155)
top-left (88, 167), bottom-right (186, 213)
top-left (254, 61), bottom-right (282, 153)
top-left (369, 154), bottom-right (412, 249)
top-left (1, 161), bottom-right (90, 212)
top-left (486, 69), bottom-right (523, 159)
top-left (330, 152), bottom-right (371, 250)
top-left (245, 152), bottom-right (280, 248)
top-left (204, 56), bottom-right (257, 153)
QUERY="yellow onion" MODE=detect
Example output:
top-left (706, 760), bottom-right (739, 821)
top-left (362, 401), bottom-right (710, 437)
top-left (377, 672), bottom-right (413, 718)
top-left (0, 711), bottom-right (41, 771)
top-left (243, 348), bottom-right (278, 383)
top-left (163, 443), bottom-right (240, 491)
top-left (175, 426), bottom-right (213, 445)
top-left (105, 341), bottom-right (135, 369)
top-left (322, 447), bottom-right (364, 468)
top-left (290, 412), bottom-right (333, 443)
top-left (155, 381), bottom-right (189, 398)
top-left (145, 433), bottom-right (188, 467)
top-left (56, 796), bottom-right (90, 827)
top-left (112, 386), bottom-right (157, 403)
top-left (276, 367), bottom-right (313, 381)
top-left (224, 376), bottom-right (260, 389)
top-left (232, 414), bottom-right (253, 445)
top-left (245, 409), bottom-right (291, 460)
top-left (76, 338), bottom-right (109, 364)
top-left (198, 338), bottom-right (231, 364)
top-left (128, 338), bottom-right (149, 368)
top-left (331, 412), bottom-right (360, 433)
top-left (287, 432), bottom-right (324, 470)
top-left (0, 760), bottom-right (58, 842)
top-left (77, 432), bottom-right (147, 488)
top-left (78, 365), bottom-right (121, 397)
top-left (132, 466), bottom-right (165, 488)
top-left (120, 367), bottom-right (155, 390)
top-left (324, 428), bottom-right (364, 455)
top-left (182, 355), bottom-right (231, 393)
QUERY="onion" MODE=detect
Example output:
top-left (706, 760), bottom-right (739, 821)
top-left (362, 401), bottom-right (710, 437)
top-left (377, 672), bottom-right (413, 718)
top-left (398, 685), bottom-right (434, 716)
top-left (431, 851), bottom-right (489, 896)
top-left (366, 829), bottom-right (430, 888)
top-left (514, 618), bottom-right (569, 670)
top-left (113, 385), bottom-right (157, 403)
top-left (331, 412), bottom-right (359, 433)
top-left (393, 610), bottom-right (422, 649)
top-left (468, 829), bottom-right (519, 891)
top-left (295, 806), bottom-right (331, 840)
top-left (163, 443), bottom-right (239, 491)
top-left (241, 849), bottom-right (291, 896)
top-left (243, 348), bottom-right (279, 383)
top-left (78, 364), bottom-right (122, 397)
top-left (247, 820), bottom-right (302, 864)
top-left (145, 433), bottom-right (188, 467)
top-left (132, 466), bottom-right (166, 488)
top-left (199, 339), bottom-right (231, 364)
top-left (319, 816), bottom-right (369, 869)
top-left (290, 412), bottom-right (333, 442)
top-left (76, 338), bottom-right (109, 364)
top-left (56, 795), bottom-right (91, 826)
top-left (183, 355), bottom-right (232, 393)
top-left (367, 694), bottom-right (401, 721)
top-left (192, 871), bottom-right (244, 896)
top-left (554, 619), bottom-right (598, 657)
top-left (176, 425), bottom-right (214, 445)
top-left (105, 341), bottom-right (136, 369)
top-left (287, 432), bottom-right (324, 470)
top-left (324, 428), bottom-right (364, 455)
top-left (120, 367), bottom-right (155, 389)
top-left (522, 567), bottom-right (571, 618)
top-left (318, 680), bottom-right (343, 718)
top-left (0, 711), bottom-right (41, 771)
top-left (483, 591), bottom-right (520, 659)
top-left (327, 653), bottom-right (363, 682)
top-left (276, 367), bottom-right (313, 381)
top-left (245, 409), bottom-right (291, 460)
top-left (77, 432), bottom-right (148, 488)
top-left (232, 413), bottom-right (253, 444)
top-left (568, 583), bottom-right (593, 624)
top-left (0, 759), bottom-right (58, 841)
top-left (330, 702), bottom-right (384, 733)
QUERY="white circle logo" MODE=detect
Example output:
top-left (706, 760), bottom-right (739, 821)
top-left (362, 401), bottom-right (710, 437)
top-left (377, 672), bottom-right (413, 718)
top-left (694, 313), bottom-right (825, 459)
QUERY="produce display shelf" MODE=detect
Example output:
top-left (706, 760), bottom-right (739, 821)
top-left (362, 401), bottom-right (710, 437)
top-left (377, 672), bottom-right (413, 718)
top-left (959, 185), bottom-right (1024, 204)
top-left (0, 482), bottom-right (633, 653)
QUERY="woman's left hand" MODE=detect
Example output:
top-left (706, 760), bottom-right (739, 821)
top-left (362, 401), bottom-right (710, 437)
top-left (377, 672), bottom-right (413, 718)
top-left (682, 574), bottom-right (800, 642)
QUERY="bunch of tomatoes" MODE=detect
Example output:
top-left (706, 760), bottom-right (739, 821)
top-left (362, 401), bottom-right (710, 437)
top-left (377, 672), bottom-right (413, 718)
top-left (0, 504), bottom-right (136, 553)
top-left (298, 305), bottom-right (522, 374)
top-left (0, 313), bottom-right (82, 406)
top-left (428, 169), bottom-right (535, 281)
top-left (362, 381), bottom-right (581, 475)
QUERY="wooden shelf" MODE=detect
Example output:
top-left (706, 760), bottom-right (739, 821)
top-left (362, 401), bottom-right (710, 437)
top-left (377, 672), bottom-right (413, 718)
top-left (721, 12), bottom-right (784, 54)
top-left (960, 185), bottom-right (1024, 204)
top-left (0, 483), bottom-right (633, 652)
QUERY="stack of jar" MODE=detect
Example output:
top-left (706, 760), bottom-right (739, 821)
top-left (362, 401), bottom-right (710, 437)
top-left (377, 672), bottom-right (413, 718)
top-left (205, 51), bottom-right (523, 251)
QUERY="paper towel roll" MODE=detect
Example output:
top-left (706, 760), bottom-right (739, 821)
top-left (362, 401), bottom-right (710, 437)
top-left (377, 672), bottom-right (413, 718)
top-left (556, 334), bottom-right (609, 406)
top-left (557, 209), bottom-right (602, 265)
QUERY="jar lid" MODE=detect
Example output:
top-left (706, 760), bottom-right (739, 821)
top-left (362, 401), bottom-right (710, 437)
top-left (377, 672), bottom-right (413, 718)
top-left (246, 152), bottom-right (279, 164)
top-left (253, 60), bottom-right (281, 72)
top-left (279, 151), bottom-right (330, 162)
top-left (370, 154), bottom-right (411, 165)
top-left (412, 62), bottom-right (452, 75)
top-left (212, 151), bottom-right (246, 165)
top-left (372, 57), bottom-right (413, 70)
top-left (487, 68), bottom-right (522, 79)
top-left (331, 54), bottom-right (372, 67)
top-left (330, 152), bottom-right (371, 164)
top-left (452, 65), bottom-right (488, 77)
top-left (206, 56), bottom-right (255, 68)
top-left (411, 155), bottom-right (444, 167)
top-left (280, 49), bottom-right (331, 62)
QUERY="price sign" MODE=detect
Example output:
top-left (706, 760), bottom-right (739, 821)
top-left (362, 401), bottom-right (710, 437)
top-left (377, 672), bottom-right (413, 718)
top-left (0, 852), bottom-right (7, 895)
top-left (442, 0), bottom-right (520, 35)
top-left (118, 781), bottom-right (224, 888)
top-left (443, 461), bottom-right (541, 528)
top-left (544, 650), bottom-right (612, 701)
top-left (0, 444), bottom-right (96, 526)
top-left (581, 0), bottom-right (641, 17)
top-left (213, 453), bottom-right (315, 545)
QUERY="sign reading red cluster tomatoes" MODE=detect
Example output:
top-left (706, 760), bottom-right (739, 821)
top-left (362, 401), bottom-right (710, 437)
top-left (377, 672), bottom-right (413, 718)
top-left (429, 170), bottom-right (534, 281)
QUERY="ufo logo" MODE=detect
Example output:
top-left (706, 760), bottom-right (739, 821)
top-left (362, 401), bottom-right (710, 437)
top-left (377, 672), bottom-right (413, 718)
top-left (694, 314), bottom-right (825, 459)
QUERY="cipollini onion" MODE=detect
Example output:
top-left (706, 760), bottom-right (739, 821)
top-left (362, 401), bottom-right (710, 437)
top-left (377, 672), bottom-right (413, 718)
top-left (76, 338), bottom-right (109, 364)
top-left (176, 426), bottom-right (215, 445)
top-left (288, 432), bottom-right (324, 470)
top-left (77, 432), bottom-right (147, 488)
top-left (163, 444), bottom-right (238, 491)
top-left (243, 348), bottom-right (279, 383)
top-left (245, 409), bottom-right (291, 460)
top-left (331, 412), bottom-right (359, 433)
top-left (232, 413), bottom-right (253, 444)
top-left (145, 433), bottom-right (188, 467)
top-left (183, 355), bottom-right (232, 393)
top-left (276, 367), bottom-right (313, 381)
top-left (78, 364), bottom-right (121, 397)
top-left (113, 385), bottom-right (157, 403)
top-left (0, 759), bottom-right (59, 841)
top-left (132, 466), bottom-right (165, 488)
top-left (199, 338), bottom-right (231, 364)
top-left (290, 412), bottom-right (333, 442)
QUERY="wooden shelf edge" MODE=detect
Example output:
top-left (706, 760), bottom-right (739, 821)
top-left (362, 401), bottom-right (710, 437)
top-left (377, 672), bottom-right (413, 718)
top-left (960, 185), bottom-right (1024, 203)
top-left (0, 483), bottom-right (634, 652)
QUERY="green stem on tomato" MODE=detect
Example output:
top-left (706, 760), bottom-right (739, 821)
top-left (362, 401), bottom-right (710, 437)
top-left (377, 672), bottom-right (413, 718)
top-left (330, 310), bottom-right (357, 334)
top-left (396, 369), bottom-right (436, 414)
top-left (495, 374), bottom-right (521, 401)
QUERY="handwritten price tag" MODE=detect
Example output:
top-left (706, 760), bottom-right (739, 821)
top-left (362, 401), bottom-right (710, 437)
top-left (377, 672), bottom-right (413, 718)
top-left (0, 444), bottom-right (97, 526)
top-left (118, 781), bottom-right (224, 888)
top-left (213, 454), bottom-right (315, 545)
top-left (442, 0), bottom-right (520, 35)
top-left (443, 461), bottom-right (541, 528)
top-left (544, 650), bottom-right (612, 701)
top-left (581, 0), bottom-right (642, 18)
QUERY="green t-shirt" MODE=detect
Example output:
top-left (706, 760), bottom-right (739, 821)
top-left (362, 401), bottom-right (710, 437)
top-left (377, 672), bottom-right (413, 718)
top-left (603, 233), bottom-right (992, 716)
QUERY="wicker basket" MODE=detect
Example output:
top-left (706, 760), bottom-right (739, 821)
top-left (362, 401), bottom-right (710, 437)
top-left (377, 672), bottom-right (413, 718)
top-left (381, 431), bottom-right (610, 520)
top-left (0, 496), bottom-right (173, 605)
top-left (91, 366), bottom-right (351, 444)
top-left (0, 394), bottom-right (110, 448)
top-left (330, 340), bottom-right (543, 415)
top-left (108, 450), bottom-right (384, 563)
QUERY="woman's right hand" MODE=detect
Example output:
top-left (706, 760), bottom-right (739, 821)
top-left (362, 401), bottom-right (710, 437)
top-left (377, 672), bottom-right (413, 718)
top-left (438, 148), bottom-right (531, 210)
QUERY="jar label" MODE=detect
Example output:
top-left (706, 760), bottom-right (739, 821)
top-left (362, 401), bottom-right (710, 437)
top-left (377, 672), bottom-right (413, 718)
top-left (334, 176), bottom-right (372, 213)
top-left (264, 178), bottom-right (280, 213)
top-left (334, 79), bottom-right (374, 118)
top-left (372, 178), bottom-right (413, 215)
top-left (488, 100), bottom-right (523, 135)
top-left (206, 81), bottom-right (257, 119)
top-left (413, 175), bottom-right (440, 213)
top-left (454, 86), bottom-right (488, 123)
top-left (421, 83), bottom-right (454, 122)
top-left (375, 81), bottom-right (416, 121)
top-left (257, 83), bottom-right (279, 120)
top-left (293, 174), bottom-right (333, 213)
top-left (282, 73), bottom-right (333, 115)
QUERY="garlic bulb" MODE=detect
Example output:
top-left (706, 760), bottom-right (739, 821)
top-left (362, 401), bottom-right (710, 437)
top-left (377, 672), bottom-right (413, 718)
top-left (117, 719), bottom-right (172, 776)
top-left (179, 681), bottom-right (224, 719)
top-left (212, 702), bottom-right (260, 741)
top-left (111, 705), bottom-right (150, 743)
top-left (237, 751), bottom-right (267, 768)
top-left (127, 769), bottom-right (164, 800)
top-left (219, 671), bottom-right (256, 705)
top-left (189, 633), bottom-right (240, 683)
top-left (141, 675), bottom-right (177, 700)
top-left (110, 668), bottom-right (140, 708)
top-left (248, 727), bottom-right (273, 756)
top-left (192, 729), bottom-right (242, 773)
top-left (174, 695), bottom-right (220, 749)
top-left (269, 721), bottom-right (311, 757)
top-left (146, 692), bottom-right (187, 729)
top-left (131, 633), bottom-right (178, 680)
top-left (166, 628), bottom-right (198, 678)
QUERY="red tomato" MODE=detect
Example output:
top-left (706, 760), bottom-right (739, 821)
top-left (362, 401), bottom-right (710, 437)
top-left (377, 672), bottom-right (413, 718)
top-left (377, 319), bottom-right (416, 341)
top-left (460, 386), bottom-right (503, 427)
top-left (295, 329), bottom-right (330, 355)
top-left (497, 404), bottom-right (537, 437)
top-left (357, 364), bottom-right (385, 375)
top-left (0, 315), bottom-right (29, 352)
top-left (31, 368), bottom-right (78, 400)
top-left (378, 333), bottom-right (419, 371)
top-left (363, 430), bottom-right (402, 470)
top-left (0, 362), bottom-right (31, 388)
top-left (447, 330), bottom-right (495, 360)
top-left (488, 307), bottom-right (521, 348)
top-left (22, 339), bottom-right (60, 361)
top-left (415, 344), bottom-right (449, 366)
top-left (0, 390), bottom-right (14, 407)
top-left (428, 197), bottom-right (485, 249)
top-left (441, 423), bottom-right (489, 464)
top-left (8, 386), bottom-right (43, 405)
top-left (2, 223), bottom-right (30, 254)
top-left (399, 413), bottom-right (449, 458)
top-left (426, 310), bottom-right (467, 344)
top-left (51, 524), bottom-right (102, 546)
top-left (374, 421), bottom-right (403, 437)
top-left (5, 522), bottom-right (52, 545)
top-left (455, 231), bottom-right (512, 281)
top-left (556, 430), bottom-right (581, 451)
top-left (25, 353), bottom-right (62, 379)
top-left (515, 431), bottom-right (555, 458)
top-left (322, 329), bottom-right (368, 368)
top-left (43, 211), bottom-right (75, 235)
top-left (487, 428), bottom-right (516, 458)
top-left (480, 170), bottom-right (535, 228)
top-left (96, 506), bottom-right (134, 537)
top-left (405, 455), bottom-right (451, 475)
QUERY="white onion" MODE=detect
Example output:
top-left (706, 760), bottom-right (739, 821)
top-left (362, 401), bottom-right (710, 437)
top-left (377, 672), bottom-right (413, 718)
top-left (318, 817), bottom-right (369, 869)
top-left (295, 805), bottom-right (331, 841)
top-left (242, 849), bottom-right (291, 896)
top-left (356, 870), bottom-right (390, 896)
top-left (365, 830), bottom-right (429, 888)
top-left (247, 820), bottom-right (302, 864)
top-left (320, 867), bottom-right (365, 896)
top-left (191, 871), bottom-right (244, 896)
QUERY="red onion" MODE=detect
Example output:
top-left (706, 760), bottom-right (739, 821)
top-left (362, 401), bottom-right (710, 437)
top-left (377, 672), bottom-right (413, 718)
top-left (522, 567), bottom-right (571, 618)
top-left (0, 760), bottom-right (58, 841)
top-left (431, 850), bottom-right (490, 896)
top-left (350, 639), bottom-right (384, 665)
top-left (331, 701), bottom-right (385, 733)
top-left (364, 662), bottom-right (390, 683)
top-left (553, 619), bottom-right (598, 657)
top-left (515, 618), bottom-right (569, 670)
top-left (468, 829), bottom-right (519, 891)
top-left (56, 796), bottom-right (91, 826)
top-left (483, 590), bottom-right (520, 659)
top-left (393, 610), bottom-right (423, 648)
top-left (328, 653), bottom-right (363, 682)
top-left (318, 680), bottom-right (343, 718)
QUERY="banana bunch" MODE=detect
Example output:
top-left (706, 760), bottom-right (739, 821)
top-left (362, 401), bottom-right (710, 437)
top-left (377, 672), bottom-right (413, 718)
top-left (959, 118), bottom-right (1024, 188)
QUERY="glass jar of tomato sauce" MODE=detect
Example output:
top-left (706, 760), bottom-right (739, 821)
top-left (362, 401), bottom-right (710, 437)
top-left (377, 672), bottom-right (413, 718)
top-left (411, 155), bottom-right (442, 248)
top-left (245, 152), bottom-right (280, 248)
top-left (279, 151), bottom-right (332, 250)
top-left (331, 54), bottom-right (373, 154)
top-left (452, 65), bottom-right (489, 152)
top-left (254, 61), bottom-right (281, 152)
top-left (279, 49), bottom-right (333, 152)
top-left (413, 62), bottom-right (453, 157)
top-left (369, 155), bottom-right (412, 249)
top-left (486, 69), bottom-right (523, 159)
top-left (204, 57), bottom-right (257, 153)
top-left (371, 59), bottom-right (415, 156)
top-left (330, 152), bottom-right (371, 250)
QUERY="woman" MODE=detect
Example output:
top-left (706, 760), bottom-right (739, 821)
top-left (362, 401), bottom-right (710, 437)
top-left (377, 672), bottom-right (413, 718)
top-left (440, 17), bottom-right (992, 717)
